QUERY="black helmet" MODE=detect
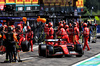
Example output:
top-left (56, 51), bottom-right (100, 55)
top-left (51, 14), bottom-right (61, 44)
top-left (8, 26), bottom-right (13, 32)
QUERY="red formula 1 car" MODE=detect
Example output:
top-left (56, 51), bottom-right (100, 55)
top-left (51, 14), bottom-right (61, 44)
top-left (38, 39), bottom-right (84, 57)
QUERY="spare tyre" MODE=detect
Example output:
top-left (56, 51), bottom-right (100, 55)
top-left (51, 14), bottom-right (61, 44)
top-left (21, 41), bottom-right (30, 52)
top-left (75, 44), bottom-right (83, 54)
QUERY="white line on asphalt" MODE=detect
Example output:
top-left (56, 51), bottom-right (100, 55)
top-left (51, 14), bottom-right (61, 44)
top-left (72, 53), bottom-right (100, 66)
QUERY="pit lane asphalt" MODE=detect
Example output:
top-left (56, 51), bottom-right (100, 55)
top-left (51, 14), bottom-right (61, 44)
top-left (0, 39), bottom-right (100, 66)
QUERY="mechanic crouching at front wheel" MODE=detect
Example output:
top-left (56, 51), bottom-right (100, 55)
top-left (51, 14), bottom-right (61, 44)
top-left (3, 26), bottom-right (18, 63)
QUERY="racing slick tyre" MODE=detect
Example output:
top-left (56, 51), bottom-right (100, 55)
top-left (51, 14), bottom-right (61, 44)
top-left (46, 45), bottom-right (54, 58)
top-left (75, 44), bottom-right (84, 57)
top-left (39, 44), bottom-right (46, 56)
top-left (21, 41), bottom-right (30, 52)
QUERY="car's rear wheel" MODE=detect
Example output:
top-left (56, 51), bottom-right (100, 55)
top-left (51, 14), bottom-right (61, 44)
top-left (46, 45), bottom-right (54, 58)
top-left (38, 44), bottom-right (46, 56)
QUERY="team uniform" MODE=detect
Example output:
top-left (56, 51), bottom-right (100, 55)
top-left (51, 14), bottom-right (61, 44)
top-left (47, 23), bottom-right (54, 45)
top-left (74, 24), bottom-right (80, 44)
top-left (68, 24), bottom-right (73, 43)
top-left (26, 26), bottom-right (34, 52)
top-left (16, 25), bottom-right (24, 46)
top-left (56, 24), bottom-right (70, 44)
top-left (83, 23), bottom-right (90, 51)
top-left (3, 26), bottom-right (18, 62)
top-left (65, 25), bottom-right (69, 34)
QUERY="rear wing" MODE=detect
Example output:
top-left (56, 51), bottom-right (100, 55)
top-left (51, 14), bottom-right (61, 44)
top-left (45, 39), bottom-right (66, 42)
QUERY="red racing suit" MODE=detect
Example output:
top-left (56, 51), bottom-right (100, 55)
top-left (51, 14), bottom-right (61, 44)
top-left (18, 24), bottom-right (23, 32)
top-left (16, 31), bottom-right (24, 46)
top-left (56, 28), bottom-right (70, 44)
top-left (76, 22), bottom-right (79, 29)
top-left (83, 27), bottom-right (90, 51)
top-left (66, 28), bottom-right (69, 35)
top-left (57, 25), bottom-right (61, 30)
top-left (47, 27), bottom-right (54, 45)
top-left (74, 26), bottom-right (80, 44)
top-left (68, 27), bottom-right (73, 43)
top-left (16, 24), bottom-right (24, 46)
top-left (26, 31), bottom-right (34, 51)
